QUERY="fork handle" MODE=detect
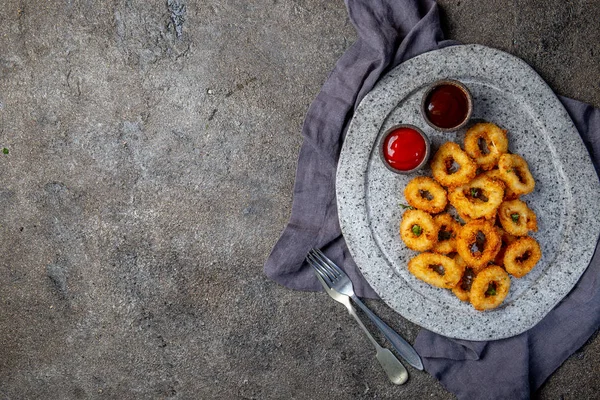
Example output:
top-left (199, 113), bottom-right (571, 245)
top-left (351, 294), bottom-right (424, 371)
top-left (345, 302), bottom-right (380, 349)
top-left (343, 300), bottom-right (408, 385)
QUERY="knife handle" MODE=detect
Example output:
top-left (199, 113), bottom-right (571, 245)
top-left (350, 294), bottom-right (423, 370)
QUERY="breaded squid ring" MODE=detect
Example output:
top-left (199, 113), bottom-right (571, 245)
top-left (404, 177), bottom-right (448, 214)
top-left (448, 175), bottom-right (505, 220)
top-left (432, 213), bottom-right (461, 254)
top-left (456, 219), bottom-right (502, 271)
top-left (408, 253), bottom-right (464, 289)
top-left (451, 255), bottom-right (476, 302)
top-left (498, 154), bottom-right (535, 197)
top-left (498, 199), bottom-right (538, 236)
top-left (464, 122), bottom-right (509, 170)
top-left (400, 209), bottom-right (439, 252)
top-left (455, 208), bottom-right (473, 225)
top-left (493, 227), bottom-right (518, 267)
top-left (430, 142), bottom-right (478, 188)
top-left (469, 265), bottom-right (511, 311)
top-left (503, 236), bottom-right (542, 278)
top-left (481, 169), bottom-right (518, 200)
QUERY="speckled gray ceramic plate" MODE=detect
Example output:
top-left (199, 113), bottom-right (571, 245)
top-left (336, 44), bottom-right (600, 341)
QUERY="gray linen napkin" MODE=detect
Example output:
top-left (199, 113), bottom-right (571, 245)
top-left (263, 0), bottom-right (600, 398)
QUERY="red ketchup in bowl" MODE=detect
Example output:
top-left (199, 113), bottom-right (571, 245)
top-left (382, 127), bottom-right (427, 171)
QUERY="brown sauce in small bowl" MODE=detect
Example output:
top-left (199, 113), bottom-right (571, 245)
top-left (422, 80), bottom-right (472, 131)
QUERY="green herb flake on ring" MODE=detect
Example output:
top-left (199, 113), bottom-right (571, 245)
top-left (485, 284), bottom-right (497, 297)
top-left (412, 224), bottom-right (422, 237)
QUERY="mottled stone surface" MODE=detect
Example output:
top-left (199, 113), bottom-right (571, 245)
top-left (337, 44), bottom-right (600, 340)
top-left (0, 0), bottom-right (598, 399)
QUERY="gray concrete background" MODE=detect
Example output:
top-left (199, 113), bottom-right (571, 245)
top-left (0, 0), bottom-right (598, 399)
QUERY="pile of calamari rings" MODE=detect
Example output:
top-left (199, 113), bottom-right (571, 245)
top-left (400, 122), bottom-right (541, 311)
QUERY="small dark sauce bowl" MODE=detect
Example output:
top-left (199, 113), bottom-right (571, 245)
top-left (421, 79), bottom-right (473, 132)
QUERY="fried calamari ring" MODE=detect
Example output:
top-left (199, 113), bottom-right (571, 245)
top-left (430, 142), bottom-right (478, 188)
top-left (503, 236), bottom-right (542, 278)
top-left (400, 210), bottom-right (439, 252)
top-left (469, 265), bottom-right (511, 311)
top-left (451, 255), bottom-right (476, 302)
top-left (493, 227), bottom-right (518, 267)
top-left (448, 175), bottom-right (504, 220)
top-left (456, 219), bottom-right (502, 271)
top-left (481, 169), bottom-right (518, 200)
top-left (464, 122), bottom-right (509, 170)
top-left (404, 177), bottom-right (448, 214)
top-left (498, 154), bottom-right (535, 197)
top-left (432, 213), bottom-right (461, 254)
top-left (498, 199), bottom-right (538, 236)
top-left (455, 208), bottom-right (473, 225)
top-left (453, 253), bottom-right (467, 269)
top-left (408, 253), bottom-right (464, 289)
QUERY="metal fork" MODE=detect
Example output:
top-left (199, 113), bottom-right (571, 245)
top-left (312, 270), bottom-right (408, 385)
top-left (308, 248), bottom-right (424, 371)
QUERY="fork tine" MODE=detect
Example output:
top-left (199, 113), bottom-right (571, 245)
top-left (308, 251), bottom-right (336, 279)
top-left (306, 253), bottom-right (333, 280)
top-left (311, 262), bottom-right (331, 284)
top-left (311, 249), bottom-right (341, 278)
top-left (307, 253), bottom-right (335, 279)
top-left (313, 248), bottom-right (341, 271)
top-left (306, 254), bottom-right (335, 286)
